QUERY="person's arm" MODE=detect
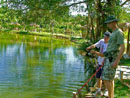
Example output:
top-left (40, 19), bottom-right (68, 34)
top-left (112, 44), bottom-right (125, 68)
top-left (90, 50), bottom-right (104, 57)
top-left (86, 39), bottom-right (102, 50)
top-left (86, 44), bottom-right (96, 50)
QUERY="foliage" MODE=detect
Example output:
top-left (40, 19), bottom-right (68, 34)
top-left (78, 40), bottom-right (93, 52)
top-left (0, 0), bottom-right (130, 40)
top-left (120, 58), bottom-right (130, 66)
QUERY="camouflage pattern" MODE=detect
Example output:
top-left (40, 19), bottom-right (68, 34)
top-left (101, 29), bottom-right (124, 80)
top-left (101, 51), bottom-right (118, 80)
top-left (106, 29), bottom-right (124, 53)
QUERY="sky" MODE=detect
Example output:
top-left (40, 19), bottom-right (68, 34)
top-left (0, 0), bottom-right (129, 16)
top-left (68, 0), bottom-right (87, 16)
top-left (68, 0), bottom-right (130, 16)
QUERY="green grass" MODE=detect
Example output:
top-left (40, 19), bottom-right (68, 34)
top-left (115, 79), bottom-right (130, 98)
top-left (0, 29), bottom-right (71, 39)
top-left (83, 79), bottom-right (130, 98)
top-left (119, 59), bottom-right (130, 66)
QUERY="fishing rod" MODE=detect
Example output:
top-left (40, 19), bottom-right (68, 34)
top-left (73, 64), bottom-right (104, 98)
top-left (73, 50), bottom-right (104, 98)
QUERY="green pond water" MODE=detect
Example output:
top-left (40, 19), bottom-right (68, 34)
top-left (0, 33), bottom-right (87, 98)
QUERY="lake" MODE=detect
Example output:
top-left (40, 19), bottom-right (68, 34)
top-left (0, 33), bottom-right (86, 98)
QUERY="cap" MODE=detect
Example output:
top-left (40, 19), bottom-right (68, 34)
top-left (104, 32), bottom-right (111, 37)
top-left (105, 15), bottom-right (119, 24)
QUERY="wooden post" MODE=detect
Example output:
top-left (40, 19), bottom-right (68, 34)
top-left (120, 71), bottom-right (124, 81)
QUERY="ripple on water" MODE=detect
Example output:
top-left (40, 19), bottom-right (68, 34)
top-left (0, 39), bottom-right (85, 98)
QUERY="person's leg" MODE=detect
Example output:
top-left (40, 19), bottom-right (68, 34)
top-left (94, 78), bottom-right (102, 96)
top-left (104, 80), bottom-right (114, 98)
top-left (97, 78), bottom-right (102, 88)
top-left (94, 65), bottom-right (103, 96)
top-left (102, 81), bottom-right (108, 96)
top-left (96, 65), bottom-right (102, 89)
top-left (101, 57), bottom-right (116, 98)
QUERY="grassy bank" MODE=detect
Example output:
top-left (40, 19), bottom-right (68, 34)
top-left (115, 79), bottom-right (130, 98)
top-left (0, 30), bottom-right (73, 50)
top-left (0, 29), bottom-right (71, 39)
top-left (120, 59), bottom-right (130, 66)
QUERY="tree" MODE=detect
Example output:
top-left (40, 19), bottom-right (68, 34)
top-left (0, 0), bottom-right (130, 41)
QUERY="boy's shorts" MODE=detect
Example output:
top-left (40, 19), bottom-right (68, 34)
top-left (96, 65), bottom-right (102, 78)
top-left (101, 58), bottom-right (116, 80)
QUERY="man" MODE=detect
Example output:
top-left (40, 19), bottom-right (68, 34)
top-left (86, 31), bottom-right (110, 96)
top-left (101, 15), bottom-right (125, 98)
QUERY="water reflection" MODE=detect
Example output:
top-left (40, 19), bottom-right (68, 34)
top-left (0, 37), bottom-right (85, 98)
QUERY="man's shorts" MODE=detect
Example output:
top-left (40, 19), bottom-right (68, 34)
top-left (96, 65), bottom-right (102, 78)
top-left (101, 58), bottom-right (116, 80)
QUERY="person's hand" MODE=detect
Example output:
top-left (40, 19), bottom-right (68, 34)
top-left (112, 60), bottom-right (119, 68)
top-left (86, 47), bottom-right (91, 50)
top-left (102, 59), bottom-right (105, 65)
top-left (90, 50), bottom-right (96, 54)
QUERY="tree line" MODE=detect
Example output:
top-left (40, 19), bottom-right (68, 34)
top-left (0, 0), bottom-right (130, 41)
